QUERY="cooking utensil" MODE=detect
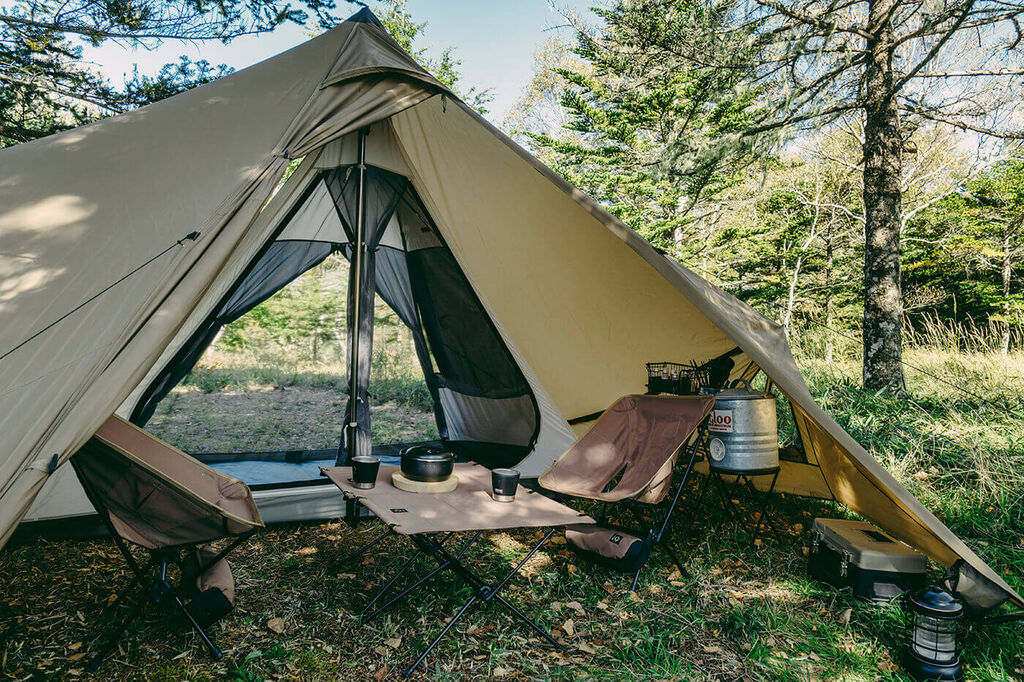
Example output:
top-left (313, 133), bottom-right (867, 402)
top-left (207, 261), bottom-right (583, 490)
top-left (400, 446), bottom-right (455, 482)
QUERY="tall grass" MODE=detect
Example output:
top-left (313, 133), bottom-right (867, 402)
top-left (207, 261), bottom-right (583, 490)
top-left (790, 314), bottom-right (1022, 360)
top-left (800, 349), bottom-right (1024, 586)
top-left (904, 313), bottom-right (1023, 353)
top-left (180, 344), bottom-right (433, 412)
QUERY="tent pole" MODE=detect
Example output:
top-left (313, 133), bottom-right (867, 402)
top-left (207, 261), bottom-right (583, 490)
top-left (344, 127), bottom-right (369, 463)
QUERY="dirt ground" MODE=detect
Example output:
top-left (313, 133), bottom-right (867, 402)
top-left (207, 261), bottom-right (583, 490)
top-left (146, 385), bottom-right (437, 453)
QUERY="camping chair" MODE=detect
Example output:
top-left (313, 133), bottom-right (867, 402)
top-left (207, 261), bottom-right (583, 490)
top-left (539, 395), bottom-right (714, 590)
top-left (70, 415), bottom-right (264, 672)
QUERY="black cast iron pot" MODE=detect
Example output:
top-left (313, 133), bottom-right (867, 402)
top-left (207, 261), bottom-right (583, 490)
top-left (400, 446), bottom-right (455, 482)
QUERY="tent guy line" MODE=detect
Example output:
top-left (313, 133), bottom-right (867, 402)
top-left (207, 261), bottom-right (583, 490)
top-left (0, 231), bottom-right (201, 364)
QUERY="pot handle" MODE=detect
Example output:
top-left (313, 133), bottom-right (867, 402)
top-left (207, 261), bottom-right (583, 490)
top-left (400, 445), bottom-right (441, 457)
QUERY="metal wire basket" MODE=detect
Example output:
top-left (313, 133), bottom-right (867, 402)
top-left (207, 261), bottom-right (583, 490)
top-left (645, 361), bottom-right (711, 396)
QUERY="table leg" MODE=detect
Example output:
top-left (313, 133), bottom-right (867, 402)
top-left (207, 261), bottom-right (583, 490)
top-left (362, 532), bottom-right (481, 623)
top-left (335, 526), bottom-right (393, 569)
top-left (402, 593), bottom-right (479, 678)
top-left (741, 470), bottom-right (781, 536)
top-left (711, 472), bottom-right (736, 525)
top-left (361, 547), bottom-right (425, 619)
top-left (401, 528), bottom-right (565, 675)
top-left (490, 593), bottom-right (564, 650)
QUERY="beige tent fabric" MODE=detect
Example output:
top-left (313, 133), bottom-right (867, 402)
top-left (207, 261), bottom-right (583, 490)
top-left (0, 19), bottom-right (437, 547)
top-left (1, 11), bottom-right (1018, 607)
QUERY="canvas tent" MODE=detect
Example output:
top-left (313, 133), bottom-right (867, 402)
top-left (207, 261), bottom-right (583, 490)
top-left (0, 9), bottom-right (1019, 611)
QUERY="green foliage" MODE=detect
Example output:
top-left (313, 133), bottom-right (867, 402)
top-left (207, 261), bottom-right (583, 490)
top-left (905, 154), bottom-right (1024, 346)
top-left (372, 0), bottom-right (493, 114)
top-left (0, 0), bottom-right (341, 146)
top-left (521, 0), bottom-right (763, 258)
top-left (220, 256), bottom-right (348, 363)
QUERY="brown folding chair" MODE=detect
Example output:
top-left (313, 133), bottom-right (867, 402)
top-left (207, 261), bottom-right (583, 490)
top-left (539, 395), bottom-right (714, 590)
top-left (70, 415), bottom-right (264, 672)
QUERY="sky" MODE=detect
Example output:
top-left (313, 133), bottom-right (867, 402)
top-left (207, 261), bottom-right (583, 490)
top-left (83, 0), bottom-right (598, 125)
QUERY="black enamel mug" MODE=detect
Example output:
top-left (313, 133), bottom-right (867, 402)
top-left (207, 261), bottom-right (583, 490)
top-left (351, 456), bottom-right (380, 489)
top-left (491, 468), bottom-right (520, 502)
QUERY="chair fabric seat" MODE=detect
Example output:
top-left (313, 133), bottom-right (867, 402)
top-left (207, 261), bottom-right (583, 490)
top-left (539, 395), bottom-right (715, 504)
top-left (75, 416), bottom-right (263, 549)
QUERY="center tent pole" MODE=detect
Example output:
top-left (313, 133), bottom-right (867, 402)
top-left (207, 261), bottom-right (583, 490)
top-left (343, 127), bottom-right (369, 464)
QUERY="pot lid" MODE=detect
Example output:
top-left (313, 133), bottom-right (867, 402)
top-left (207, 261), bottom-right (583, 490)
top-left (402, 447), bottom-right (454, 462)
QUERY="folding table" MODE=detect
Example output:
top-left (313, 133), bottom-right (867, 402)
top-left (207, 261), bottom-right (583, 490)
top-left (322, 463), bottom-right (594, 677)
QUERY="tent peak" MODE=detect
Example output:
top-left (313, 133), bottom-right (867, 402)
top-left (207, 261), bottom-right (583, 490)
top-left (346, 6), bottom-right (384, 27)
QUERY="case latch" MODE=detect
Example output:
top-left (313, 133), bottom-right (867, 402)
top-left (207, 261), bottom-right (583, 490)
top-left (840, 550), bottom-right (852, 577)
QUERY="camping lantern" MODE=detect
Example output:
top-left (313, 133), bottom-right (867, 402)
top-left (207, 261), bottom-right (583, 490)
top-left (903, 585), bottom-right (965, 681)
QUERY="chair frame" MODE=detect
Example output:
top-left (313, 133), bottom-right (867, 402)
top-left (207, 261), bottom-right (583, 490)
top-left (568, 428), bottom-right (707, 591)
top-left (71, 455), bottom-right (255, 673)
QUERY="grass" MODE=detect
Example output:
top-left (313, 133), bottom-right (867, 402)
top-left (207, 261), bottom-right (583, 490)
top-left (182, 346), bottom-right (434, 413)
top-left (145, 347), bottom-right (438, 453)
top-left (2, 346), bottom-right (1023, 681)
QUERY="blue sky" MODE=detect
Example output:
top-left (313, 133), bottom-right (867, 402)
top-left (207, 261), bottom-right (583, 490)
top-left (84, 1), bottom-right (597, 124)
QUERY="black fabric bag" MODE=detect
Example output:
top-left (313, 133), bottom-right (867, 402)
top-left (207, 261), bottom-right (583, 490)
top-left (565, 525), bottom-right (651, 573)
top-left (182, 546), bottom-right (236, 627)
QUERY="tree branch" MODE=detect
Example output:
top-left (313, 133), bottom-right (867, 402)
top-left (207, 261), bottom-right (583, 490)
top-left (753, 0), bottom-right (874, 39)
top-left (0, 13), bottom-right (268, 42)
top-left (900, 102), bottom-right (1024, 139)
top-left (0, 72), bottom-right (122, 113)
top-left (912, 69), bottom-right (1024, 77)
top-left (889, 0), bottom-right (976, 99)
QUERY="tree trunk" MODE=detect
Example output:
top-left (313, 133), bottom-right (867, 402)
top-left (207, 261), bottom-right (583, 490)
top-left (784, 253), bottom-right (803, 336)
top-left (1001, 229), bottom-right (1012, 356)
top-left (824, 234), bottom-right (835, 364)
top-left (861, 0), bottom-right (906, 392)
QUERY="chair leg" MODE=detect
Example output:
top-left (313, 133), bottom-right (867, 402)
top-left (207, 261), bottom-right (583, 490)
top-left (172, 594), bottom-right (223, 660)
top-left (657, 539), bottom-right (690, 579)
top-left (629, 563), bottom-right (644, 592)
top-left (97, 558), bottom-right (153, 619)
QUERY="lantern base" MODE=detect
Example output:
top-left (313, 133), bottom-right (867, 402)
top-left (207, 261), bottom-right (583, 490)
top-left (903, 650), bottom-right (964, 682)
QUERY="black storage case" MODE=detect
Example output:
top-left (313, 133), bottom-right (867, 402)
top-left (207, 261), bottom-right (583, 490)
top-left (808, 518), bottom-right (928, 602)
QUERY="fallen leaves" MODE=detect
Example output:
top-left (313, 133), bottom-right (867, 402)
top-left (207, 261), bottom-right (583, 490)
top-left (565, 600), bottom-right (585, 615)
top-left (561, 619), bottom-right (576, 637)
top-left (266, 617), bottom-right (286, 634)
